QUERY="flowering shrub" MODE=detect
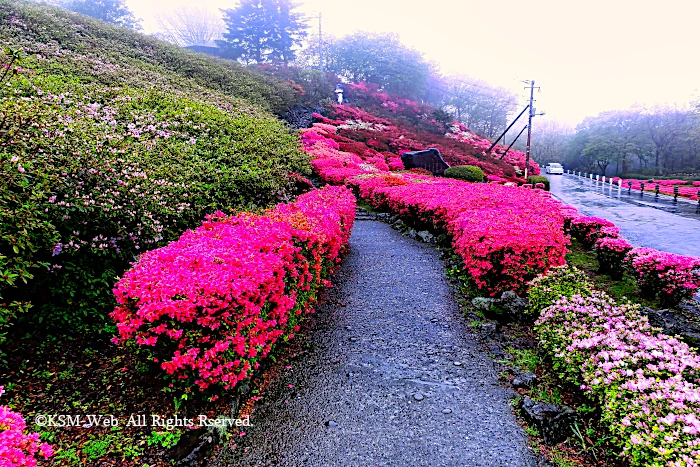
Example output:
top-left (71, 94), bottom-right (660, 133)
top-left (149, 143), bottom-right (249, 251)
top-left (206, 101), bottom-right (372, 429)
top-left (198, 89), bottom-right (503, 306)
top-left (526, 266), bottom-right (593, 316)
top-left (568, 216), bottom-right (620, 248)
top-left (1, 54), bottom-right (307, 335)
top-left (595, 237), bottom-right (633, 279)
top-left (111, 186), bottom-right (355, 393)
top-left (536, 292), bottom-right (700, 467)
top-left (0, 387), bottom-right (53, 466)
top-left (625, 248), bottom-right (700, 306)
top-left (348, 175), bottom-right (568, 295)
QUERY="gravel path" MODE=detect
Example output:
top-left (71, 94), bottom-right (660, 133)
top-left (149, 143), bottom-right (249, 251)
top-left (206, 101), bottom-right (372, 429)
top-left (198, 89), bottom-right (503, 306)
top-left (214, 220), bottom-right (535, 467)
top-left (548, 174), bottom-right (700, 257)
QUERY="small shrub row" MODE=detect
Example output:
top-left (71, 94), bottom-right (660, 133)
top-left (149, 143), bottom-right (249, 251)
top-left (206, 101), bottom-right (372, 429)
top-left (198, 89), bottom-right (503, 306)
top-left (625, 248), bottom-right (700, 306)
top-left (444, 165), bottom-right (484, 182)
top-left (111, 186), bottom-right (355, 394)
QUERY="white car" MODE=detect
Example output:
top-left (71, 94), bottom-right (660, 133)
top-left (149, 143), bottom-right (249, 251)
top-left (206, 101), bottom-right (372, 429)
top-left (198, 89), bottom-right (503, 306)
top-left (546, 163), bottom-right (564, 175)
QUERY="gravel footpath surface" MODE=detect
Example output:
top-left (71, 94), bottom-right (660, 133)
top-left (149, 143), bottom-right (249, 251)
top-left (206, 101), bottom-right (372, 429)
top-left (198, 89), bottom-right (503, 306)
top-left (213, 220), bottom-right (535, 467)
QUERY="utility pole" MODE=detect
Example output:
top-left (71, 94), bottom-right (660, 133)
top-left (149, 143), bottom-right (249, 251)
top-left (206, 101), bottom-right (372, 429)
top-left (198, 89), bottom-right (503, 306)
top-left (523, 80), bottom-right (544, 179)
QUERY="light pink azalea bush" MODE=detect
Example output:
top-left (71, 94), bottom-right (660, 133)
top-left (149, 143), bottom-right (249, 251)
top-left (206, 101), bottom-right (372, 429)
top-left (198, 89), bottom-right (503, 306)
top-left (111, 186), bottom-right (355, 394)
top-left (625, 248), bottom-right (700, 306)
top-left (0, 387), bottom-right (53, 466)
top-left (536, 292), bottom-right (700, 467)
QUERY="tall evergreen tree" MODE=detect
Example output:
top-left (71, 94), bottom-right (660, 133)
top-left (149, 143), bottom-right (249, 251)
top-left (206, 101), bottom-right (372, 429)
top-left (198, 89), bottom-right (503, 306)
top-left (218, 0), bottom-right (306, 65)
top-left (66, 0), bottom-right (141, 30)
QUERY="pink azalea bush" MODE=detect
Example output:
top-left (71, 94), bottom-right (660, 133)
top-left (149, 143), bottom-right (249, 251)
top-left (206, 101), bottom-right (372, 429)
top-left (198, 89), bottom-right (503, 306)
top-left (568, 216), bottom-right (620, 248)
top-left (111, 186), bottom-right (356, 393)
top-left (0, 387), bottom-right (53, 466)
top-left (625, 248), bottom-right (700, 306)
top-left (536, 292), bottom-right (700, 467)
top-left (595, 236), bottom-right (633, 279)
top-left (348, 175), bottom-right (569, 295)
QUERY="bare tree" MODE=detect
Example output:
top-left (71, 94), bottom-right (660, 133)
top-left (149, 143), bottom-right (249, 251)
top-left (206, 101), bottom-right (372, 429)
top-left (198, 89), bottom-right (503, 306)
top-left (155, 6), bottom-right (224, 47)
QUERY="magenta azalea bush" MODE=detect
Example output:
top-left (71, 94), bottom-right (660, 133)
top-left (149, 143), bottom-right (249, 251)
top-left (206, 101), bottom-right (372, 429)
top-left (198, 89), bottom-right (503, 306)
top-left (0, 387), bottom-right (53, 466)
top-left (568, 216), bottom-right (620, 249)
top-left (302, 127), bottom-right (568, 295)
top-left (625, 248), bottom-right (700, 306)
top-left (111, 186), bottom-right (355, 394)
top-left (536, 292), bottom-right (700, 467)
top-left (595, 236), bottom-right (633, 279)
top-left (350, 177), bottom-right (569, 295)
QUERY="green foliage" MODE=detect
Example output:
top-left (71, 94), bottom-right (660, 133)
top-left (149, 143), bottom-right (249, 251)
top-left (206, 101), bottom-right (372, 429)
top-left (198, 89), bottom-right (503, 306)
top-left (0, 9), bottom-right (310, 337)
top-left (219, 0), bottom-right (307, 66)
top-left (326, 32), bottom-right (431, 101)
top-left (527, 175), bottom-right (550, 190)
top-left (146, 430), bottom-right (181, 449)
top-left (0, 0), bottom-right (297, 115)
top-left (65, 0), bottom-right (141, 30)
top-left (526, 266), bottom-right (593, 316)
top-left (444, 165), bottom-right (485, 182)
top-left (504, 347), bottom-right (539, 373)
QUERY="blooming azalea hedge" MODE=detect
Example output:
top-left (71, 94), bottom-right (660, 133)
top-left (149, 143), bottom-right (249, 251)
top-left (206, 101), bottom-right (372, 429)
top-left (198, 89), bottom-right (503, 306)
top-left (111, 186), bottom-right (355, 394)
top-left (0, 387), bottom-right (53, 466)
top-left (564, 209), bottom-right (700, 306)
top-left (535, 292), bottom-right (700, 467)
top-left (302, 126), bottom-right (567, 295)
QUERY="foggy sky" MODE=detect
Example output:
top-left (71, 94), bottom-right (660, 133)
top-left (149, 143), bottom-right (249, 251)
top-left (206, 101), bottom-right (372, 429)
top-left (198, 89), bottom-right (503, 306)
top-left (127, 0), bottom-right (700, 125)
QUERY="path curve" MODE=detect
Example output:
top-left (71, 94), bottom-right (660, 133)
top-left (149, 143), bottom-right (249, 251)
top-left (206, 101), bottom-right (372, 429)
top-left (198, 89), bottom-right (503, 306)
top-left (214, 220), bottom-right (535, 467)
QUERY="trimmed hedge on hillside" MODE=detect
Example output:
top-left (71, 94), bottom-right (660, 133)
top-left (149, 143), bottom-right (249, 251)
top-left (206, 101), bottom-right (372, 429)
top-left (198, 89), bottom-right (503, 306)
top-left (0, 3), bottom-right (310, 337)
top-left (0, 0), bottom-right (298, 115)
top-left (444, 165), bottom-right (485, 182)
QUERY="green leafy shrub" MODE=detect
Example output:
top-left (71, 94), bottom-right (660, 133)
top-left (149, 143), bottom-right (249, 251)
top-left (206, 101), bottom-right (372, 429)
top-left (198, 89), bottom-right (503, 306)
top-left (527, 175), bottom-right (550, 191)
top-left (1, 52), bottom-right (308, 336)
top-left (526, 266), bottom-right (593, 316)
top-left (444, 165), bottom-right (484, 182)
top-left (0, 0), bottom-right (297, 115)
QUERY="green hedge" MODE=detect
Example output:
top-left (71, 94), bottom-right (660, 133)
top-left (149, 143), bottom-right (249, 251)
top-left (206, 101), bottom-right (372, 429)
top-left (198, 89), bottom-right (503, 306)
top-left (1, 63), bottom-right (308, 338)
top-left (527, 175), bottom-right (550, 191)
top-left (0, 0), bottom-right (297, 115)
top-left (444, 165), bottom-right (485, 182)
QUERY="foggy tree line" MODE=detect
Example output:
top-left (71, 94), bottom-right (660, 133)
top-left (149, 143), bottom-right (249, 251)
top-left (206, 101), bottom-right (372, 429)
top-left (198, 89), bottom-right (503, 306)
top-left (531, 107), bottom-right (700, 177)
top-left (32, 0), bottom-right (520, 138)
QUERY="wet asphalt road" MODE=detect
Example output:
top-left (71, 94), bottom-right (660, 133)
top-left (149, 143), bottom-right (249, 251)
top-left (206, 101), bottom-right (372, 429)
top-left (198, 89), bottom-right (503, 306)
top-left (548, 174), bottom-right (700, 257)
top-left (214, 220), bottom-right (535, 467)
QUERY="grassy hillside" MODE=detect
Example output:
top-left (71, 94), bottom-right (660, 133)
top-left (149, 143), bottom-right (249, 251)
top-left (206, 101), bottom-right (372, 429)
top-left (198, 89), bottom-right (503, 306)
top-left (0, 0), bottom-right (298, 115)
top-left (0, 0), bottom-right (310, 336)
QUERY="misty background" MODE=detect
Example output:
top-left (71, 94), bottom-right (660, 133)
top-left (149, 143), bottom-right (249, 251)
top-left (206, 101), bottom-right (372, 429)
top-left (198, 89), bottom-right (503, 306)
top-left (36, 0), bottom-right (700, 177)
